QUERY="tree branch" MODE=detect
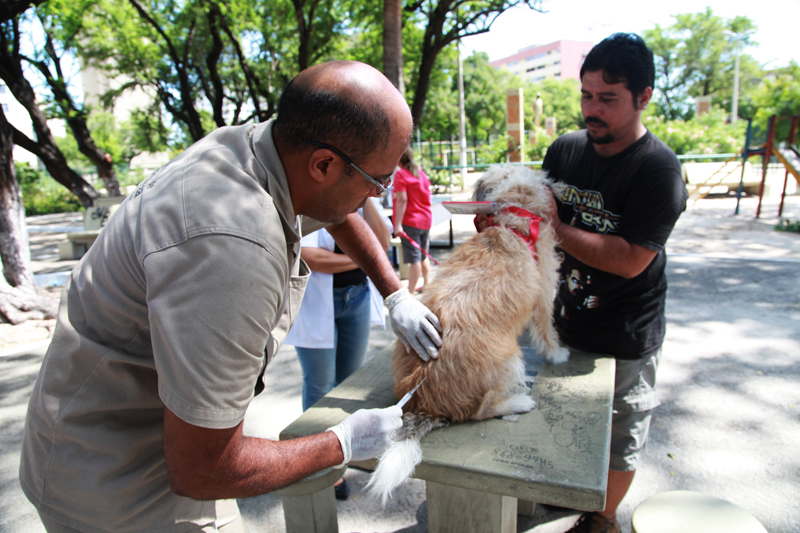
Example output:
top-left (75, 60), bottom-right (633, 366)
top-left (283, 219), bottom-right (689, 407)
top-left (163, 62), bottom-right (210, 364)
top-left (203, 1), bottom-right (226, 128)
top-left (0, 0), bottom-right (48, 24)
top-left (127, 0), bottom-right (205, 140)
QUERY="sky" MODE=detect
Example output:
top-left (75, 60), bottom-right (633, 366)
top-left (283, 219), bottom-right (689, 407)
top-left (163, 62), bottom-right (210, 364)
top-left (461, 0), bottom-right (800, 69)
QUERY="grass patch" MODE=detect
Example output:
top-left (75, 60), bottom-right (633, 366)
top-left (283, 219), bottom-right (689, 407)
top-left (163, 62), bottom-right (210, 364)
top-left (775, 219), bottom-right (800, 233)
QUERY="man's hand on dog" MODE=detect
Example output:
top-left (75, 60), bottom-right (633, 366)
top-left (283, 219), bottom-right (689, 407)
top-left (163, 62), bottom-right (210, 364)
top-left (544, 188), bottom-right (562, 230)
top-left (474, 214), bottom-right (491, 233)
top-left (385, 288), bottom-right (443, 361)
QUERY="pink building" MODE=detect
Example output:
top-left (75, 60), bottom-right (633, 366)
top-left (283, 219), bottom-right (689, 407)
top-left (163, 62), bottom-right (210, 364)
top-left (490, 40), bottom-right (594, 83)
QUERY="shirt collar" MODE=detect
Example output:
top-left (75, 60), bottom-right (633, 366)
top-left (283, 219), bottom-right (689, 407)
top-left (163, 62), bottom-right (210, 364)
top-left (250, 119), bottom-right (302, 244)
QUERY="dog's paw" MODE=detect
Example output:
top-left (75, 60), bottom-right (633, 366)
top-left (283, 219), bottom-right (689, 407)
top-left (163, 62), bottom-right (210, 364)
top-left (507, 393), bottom-right (536, 414)
top-left (546, 347), bottom-right (570, 365)
top-left (484, 393), bottom-right (536, 419)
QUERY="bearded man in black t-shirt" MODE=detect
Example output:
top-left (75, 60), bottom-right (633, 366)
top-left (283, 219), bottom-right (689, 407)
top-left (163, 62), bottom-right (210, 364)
top-left (475, 33), bottom-right (687, 533)
top-left (544, 34), bottom-right (687, 533)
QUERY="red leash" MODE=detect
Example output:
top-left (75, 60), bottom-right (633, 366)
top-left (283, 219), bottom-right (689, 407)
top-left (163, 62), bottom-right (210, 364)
top-left (478, 206), bottom-right (541, 260)
top-left (396, 231), bottom-right (440, 266)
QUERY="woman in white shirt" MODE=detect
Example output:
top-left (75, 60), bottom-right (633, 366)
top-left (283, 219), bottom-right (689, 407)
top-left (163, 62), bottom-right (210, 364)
top-left (285, 197), bottom-right (391, 408)
top-left (285, 198), bottom-right (391, 500)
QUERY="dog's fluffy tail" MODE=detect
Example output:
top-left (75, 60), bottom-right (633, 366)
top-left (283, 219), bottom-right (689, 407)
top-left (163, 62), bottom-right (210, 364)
top-left (365, 412), bottom-right (446, 506)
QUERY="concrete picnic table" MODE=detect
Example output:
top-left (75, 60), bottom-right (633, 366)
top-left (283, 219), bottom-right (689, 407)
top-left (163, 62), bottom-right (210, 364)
top-left (277, 342), bottom-right (615, 533)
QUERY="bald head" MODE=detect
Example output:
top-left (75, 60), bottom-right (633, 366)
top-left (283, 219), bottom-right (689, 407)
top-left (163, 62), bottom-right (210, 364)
top-left (273, 61), bottom-right (412, 164)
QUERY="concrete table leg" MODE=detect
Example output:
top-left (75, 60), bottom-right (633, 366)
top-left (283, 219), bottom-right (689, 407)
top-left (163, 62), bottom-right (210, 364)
top-left (426, 481), bottom-right (517, 533)
top-left (517, 499), bottom-right (537, 517)
top-left (281, 487), bottom-right (339, 533)
top-left (274, 467), bottom-right (344, 533)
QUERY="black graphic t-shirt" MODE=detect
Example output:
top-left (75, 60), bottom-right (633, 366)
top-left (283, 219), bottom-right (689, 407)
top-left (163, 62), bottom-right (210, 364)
top-left (543, 130), bottom-right (687, 359)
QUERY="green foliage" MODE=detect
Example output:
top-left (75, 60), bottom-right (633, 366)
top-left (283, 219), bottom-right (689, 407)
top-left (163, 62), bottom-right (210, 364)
top-left (120, 105), bottom-right (171, 157)
top-left (16, 163), bottom-right (84, 215)
top-left (643, 8), bottom-right (759, 120)
top-left (524, 78), bottom-right (583, 135)
top-left (411, 50), bottom-right (583, 145)
top-left (410, 149), bottom-right (461, 193)
top-left (775, 220), bottom-right (800, 233)
top-left (54, 132), bottom-right (91, 170)
top-left (477, 134), bottom-right (514, 164)
top-left (19, 2), bottom-right (798, 211)
top-left (525, 130), bottom-right (554, 161)
top-left (462, 51), bottom-right (510, 140)
top-left (52, 110), bottom-right (167, 169)
top-left (427, 167), bottom-right (461, 194)
top-left (750, 62), bottom-right (800, 142)
top-left (84, 112), bottom-right (124, 162)
top-left (416, 45), bottom-right (460, 139)
top-left (643, 106), bottom-right (747, 156)
top-left (76, 0), bottom-right (307, 143)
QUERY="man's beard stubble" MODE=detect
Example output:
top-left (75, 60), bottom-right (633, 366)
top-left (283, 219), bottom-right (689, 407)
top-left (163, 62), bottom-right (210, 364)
top-left (584, 116), bottom-right (614, 145)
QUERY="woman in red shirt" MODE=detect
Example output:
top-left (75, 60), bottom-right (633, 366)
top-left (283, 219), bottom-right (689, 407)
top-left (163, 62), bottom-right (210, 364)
top-left (392, 146), bottom-right (433, 293)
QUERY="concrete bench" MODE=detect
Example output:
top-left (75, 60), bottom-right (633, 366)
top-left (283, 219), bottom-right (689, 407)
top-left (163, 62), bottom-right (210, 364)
top-left (57, 231), bottom-right (102, 260)
top-left (278, 343), bottom-right (615, 533)
top-left (58, 197), bottom-right (124, 260)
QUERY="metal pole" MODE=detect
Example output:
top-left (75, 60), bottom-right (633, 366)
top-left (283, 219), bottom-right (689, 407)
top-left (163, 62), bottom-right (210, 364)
top-left (778, 117), bottom-right (797, 217)
top-left (457, 41), bottom-right (467, 187)
top-left (756, 115), bottom-right (777, 218)
top-left (723, 29), bottom-right (750, 125)
top-left (732, 43), bottom-right (740, 124)
top-left (734, 119), bottom-right (752, 215)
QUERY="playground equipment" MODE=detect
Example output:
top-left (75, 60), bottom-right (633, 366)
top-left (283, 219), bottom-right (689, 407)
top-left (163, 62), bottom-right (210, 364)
top-left (682, 153), bottom-right (742, 203)
top-left (681, 115), bottom-right (799, 217)
top-left (755, 115), bottom-right (799, 217)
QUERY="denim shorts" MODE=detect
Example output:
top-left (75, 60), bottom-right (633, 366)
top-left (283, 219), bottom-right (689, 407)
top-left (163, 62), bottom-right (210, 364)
top-left (567, 346), bottom-right (662, 472)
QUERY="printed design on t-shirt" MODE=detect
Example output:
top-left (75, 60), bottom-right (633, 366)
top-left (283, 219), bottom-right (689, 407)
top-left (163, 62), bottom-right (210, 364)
top-left (557, 256), bottom-right (600, 319)
top-left (558, 185), bottom-right (620, 234)
top-left (132, 165), bottom-right (167, 198)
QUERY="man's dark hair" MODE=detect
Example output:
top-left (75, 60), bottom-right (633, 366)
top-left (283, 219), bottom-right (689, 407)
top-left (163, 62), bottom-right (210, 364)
top-left (273, 77), bottom-right (393, 164)
top-left (580, 33), bottom-right (655, 108)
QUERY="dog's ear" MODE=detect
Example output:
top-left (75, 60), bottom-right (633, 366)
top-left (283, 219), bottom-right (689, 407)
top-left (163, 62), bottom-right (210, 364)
top-left (472, 183), bottom-right (488, 202)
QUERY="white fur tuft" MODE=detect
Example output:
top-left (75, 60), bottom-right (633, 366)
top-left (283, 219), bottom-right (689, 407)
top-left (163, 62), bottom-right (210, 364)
top-left (548, 346), bottom-right (570, 365)
top-left (365, 439), bottom-right (422, 506)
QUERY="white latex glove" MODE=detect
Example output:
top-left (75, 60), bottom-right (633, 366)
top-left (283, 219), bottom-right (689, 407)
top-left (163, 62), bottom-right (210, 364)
top-left (328, 406), bottom-right (403, 467)
top-left (384, 288), bottom-right (443, 361)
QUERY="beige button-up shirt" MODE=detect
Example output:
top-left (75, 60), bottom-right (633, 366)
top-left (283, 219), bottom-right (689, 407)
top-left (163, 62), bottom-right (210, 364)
top-left (20, 120), bottom-right (318, 531)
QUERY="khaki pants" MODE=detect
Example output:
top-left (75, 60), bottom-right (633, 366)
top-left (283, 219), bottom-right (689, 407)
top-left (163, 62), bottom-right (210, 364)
top-left (39, 499), bottom-right (250, 533)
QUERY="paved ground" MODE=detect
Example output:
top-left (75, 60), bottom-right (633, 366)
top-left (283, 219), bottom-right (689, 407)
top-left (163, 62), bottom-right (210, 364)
top-left (1, 183), bottom-right (799, 532)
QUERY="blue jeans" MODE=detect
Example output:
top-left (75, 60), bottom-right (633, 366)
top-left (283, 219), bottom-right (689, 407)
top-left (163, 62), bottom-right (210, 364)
top-left (295, 282), bottom-right (372, 411)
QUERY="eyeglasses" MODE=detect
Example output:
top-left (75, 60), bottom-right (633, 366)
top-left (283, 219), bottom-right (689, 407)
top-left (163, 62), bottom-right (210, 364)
top-left (308, 141), bottom-right (394, 193)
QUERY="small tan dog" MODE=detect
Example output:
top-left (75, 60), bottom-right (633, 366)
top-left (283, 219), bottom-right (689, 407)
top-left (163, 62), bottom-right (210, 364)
top-left (366, 165), bottom-right (569, 504)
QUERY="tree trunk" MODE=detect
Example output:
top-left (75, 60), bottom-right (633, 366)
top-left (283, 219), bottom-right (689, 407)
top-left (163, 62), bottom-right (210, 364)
top-left (292, 0), bottom-right (312, 72)
top-left (383, 0), bottom-right (404, 98)
top-left (411, 39), bottom-right (443, 126)
top-left (406, 0), bottom-right (542, 127)
top-left (204, 3), bottom-right (227, 129)
top-left (409, 1), bottom-right (449, 126)
top-left (0, 0), bottom-right (47, 23)
top-left (0, 107), bottom-right (57, 324)
top-left (68, 116), bottom-right (122, 197)
top-left (10, 122), bottom-right (99, 208)
top-left (38, 28), bottom-right (122, 197)
top-left (0, 25), bottom-right (99, 207)
top-left (214, 0), bottom-right (268, 122)
top-left (128, 0), bottom-right (206, 143)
